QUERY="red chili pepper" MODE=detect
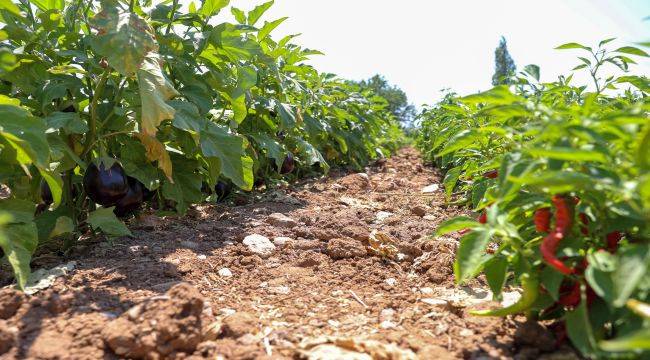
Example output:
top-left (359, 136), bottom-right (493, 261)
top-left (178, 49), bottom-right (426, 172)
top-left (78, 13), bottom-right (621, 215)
top-left (541, 233), bottom-right (574, 275)
top-left (478, 212), bottom-right (487, 224)
top-left (579, 213), bottom-right (589, 236)
top-left (606, 231), bottom-right (622, 252)
top-left (540, 196), bottom-right (574, 275)
top-left (483, 170), bottom-right (498, 179)
top-left (534, 208), bottom-right (551, 233)
top-left (552, 195), bottom-right (573, 235)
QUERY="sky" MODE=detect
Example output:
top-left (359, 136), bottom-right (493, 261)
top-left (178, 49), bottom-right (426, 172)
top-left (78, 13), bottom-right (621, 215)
top-left (201, 0), bottom-right (650, 107)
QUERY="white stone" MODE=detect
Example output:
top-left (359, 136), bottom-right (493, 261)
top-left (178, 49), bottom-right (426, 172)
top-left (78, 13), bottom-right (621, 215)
top-left (421, 184), bottom-right (440, 193)
top-left (218, 268), bottom-right (233, 277)
top-left (380, 320), bottom-right (397, 329)
top-left (420, 287), bottom-right (434, 295)
top-left (459, 329), bottom-right (474, 337)
top-left (268, 285), bottom-right (291, 295)
top-left (385, 278), bottom-right (397, 286)
top-left (197, 254), bottom-right (207, 260)
top-left (421, 298), bottom-right (449, 308)
top-left (375, 211), bottom-right (394, 223)
top-left (220, 308), bottom-right (236, 316)
top-left (273, 236), bottom-right (292, 247)
top-left (243, 234), bottom-right (276, 258)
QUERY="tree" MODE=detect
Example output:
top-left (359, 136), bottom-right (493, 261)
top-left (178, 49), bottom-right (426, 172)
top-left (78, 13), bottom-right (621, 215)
top-left (356, 75), bottom-right (416, 126)
top-left (492, 36), bottom-right (516, 86)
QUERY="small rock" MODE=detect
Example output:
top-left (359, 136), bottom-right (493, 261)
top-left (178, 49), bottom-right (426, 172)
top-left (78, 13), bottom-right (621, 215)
top-left (423, 215), bottom-right (436, 221)
top-left (218, 268), bottom-right (233, 277)
top-left (339, 173), bottom-right (371, 190)
top-left (411, 205), bottom-right (428, 217)
top-left (421, 184), bottom-right (439, 193)
top-left (379, 308), bottom-right (396, 322)
top-left (385, 278), bottom-right (397, 286)
top-left (197, 254), bottom-right (207, 260)
top-left (266, 213), bottom-right (298, 228)
top-left (459, 329), bottom-right (474, 337)
top-left (242, 234), bottom-right (276, 259)
top-left (420, 287), bottom-right (434, 295)
top-left (268, 286), bottom-right (290, 295)
top-left (380, 320), bottom-right (397, 329)
top-left (296, 252), bottom-right (326, 267)
top-left (220, 308), bottom-right (236, 316)
top-left (221, 312), bottom-right (258, 338)
top-left (289, 239), bottom-right (322, 250)
top-left (273, 236), bottom-right (292, 247)
top-left (375, 211), bottom-right (394, 223)
top-left (421, 298), bottom-right (449, 308)
top-left (326, 238), bottom-right (367, 260)
top-left (128, 245), bottom-right (149, 255)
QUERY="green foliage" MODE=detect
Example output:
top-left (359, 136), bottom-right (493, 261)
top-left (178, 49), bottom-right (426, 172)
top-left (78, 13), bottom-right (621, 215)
top-left (0, 0), bottom-right (402, 289)
top-left (418, 39), bottom-right (650, 358)
top-left (492, 36), bottom-right (517, 86)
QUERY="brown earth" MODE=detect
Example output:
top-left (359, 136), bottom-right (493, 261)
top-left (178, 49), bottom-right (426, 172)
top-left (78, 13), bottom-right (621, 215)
top-left (0, 147), bottom-right (576, 360)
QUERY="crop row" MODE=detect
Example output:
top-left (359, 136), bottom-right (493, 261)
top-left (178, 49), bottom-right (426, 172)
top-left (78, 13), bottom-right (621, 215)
top-left (0, 1), bottom-right (403, 288)
top-left (417, 40), bottom-right (650, 357)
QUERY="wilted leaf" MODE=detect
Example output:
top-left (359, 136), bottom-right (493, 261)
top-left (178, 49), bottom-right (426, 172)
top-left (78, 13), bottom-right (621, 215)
top-left (137, 53), bottom-right (179, 136)
top-left (135, 133), bottom-right (173, 181)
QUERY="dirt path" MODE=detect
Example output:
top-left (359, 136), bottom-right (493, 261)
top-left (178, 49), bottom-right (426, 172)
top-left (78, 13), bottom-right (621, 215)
top-left (0, 148), bottom-right (565, 359)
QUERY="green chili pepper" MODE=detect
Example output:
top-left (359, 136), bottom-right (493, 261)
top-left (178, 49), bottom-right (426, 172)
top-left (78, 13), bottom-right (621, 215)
top-left (470, 273), bottom-right (539, 316)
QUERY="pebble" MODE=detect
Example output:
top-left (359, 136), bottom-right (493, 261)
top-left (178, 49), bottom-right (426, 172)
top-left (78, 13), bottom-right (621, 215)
top-left (128, 245), bottom-right (149, 255)
top-left (218, 268), bottom-right (233, 277)
top-left (375, 211), bottom-right (394, 223)
top-left (459, 329), bottom-right (474, 337)
top-left (220, 308), bottom-right (236, 316)
top-left (385, 278), bottom-right (397, 286)
top-left (379, 308), bottom-right (397, 329)
top-left (420, 287), bottom-right (434, 294)
top-left (266, 213), bottom-right (298, 228)
top-left (197, 254), bottom-right (207, 260)
top-left (423, 215), bottom-right (437, 221)
top-left (421, 184), bottom-right (440, 193)
top-left (273, 236), bottom-right (292, 247)
top-left (380, 320), bottom-right (397, 329)
top-left (411, 205), bottom-right (428, 217)
top-left (421, 298), bottom-right (449, 308)
top-left (268, 286), bottom-right (291, 295)
top-left (242, 234), bottom-right (276, 258)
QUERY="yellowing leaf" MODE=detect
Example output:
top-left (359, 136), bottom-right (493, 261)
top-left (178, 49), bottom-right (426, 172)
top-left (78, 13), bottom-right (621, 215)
top-left (135, 133), bottom-right (173, 181)
top-left (136, 53), bottom-right (179, 136)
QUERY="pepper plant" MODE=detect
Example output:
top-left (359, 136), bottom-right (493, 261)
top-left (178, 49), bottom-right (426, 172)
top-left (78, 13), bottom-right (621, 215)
top-left (420, 40), bottom-right (650, 357)
top-left (0, 0), bottom-right (402, 289)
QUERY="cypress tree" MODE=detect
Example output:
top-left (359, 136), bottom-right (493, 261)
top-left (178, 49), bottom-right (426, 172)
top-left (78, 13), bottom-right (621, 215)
top-left (492, 36), bottom-right (516, 86)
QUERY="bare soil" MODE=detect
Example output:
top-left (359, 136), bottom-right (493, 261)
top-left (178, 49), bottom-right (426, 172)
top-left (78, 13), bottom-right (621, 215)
top-left (0, 148), bottom-right (575, 360)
